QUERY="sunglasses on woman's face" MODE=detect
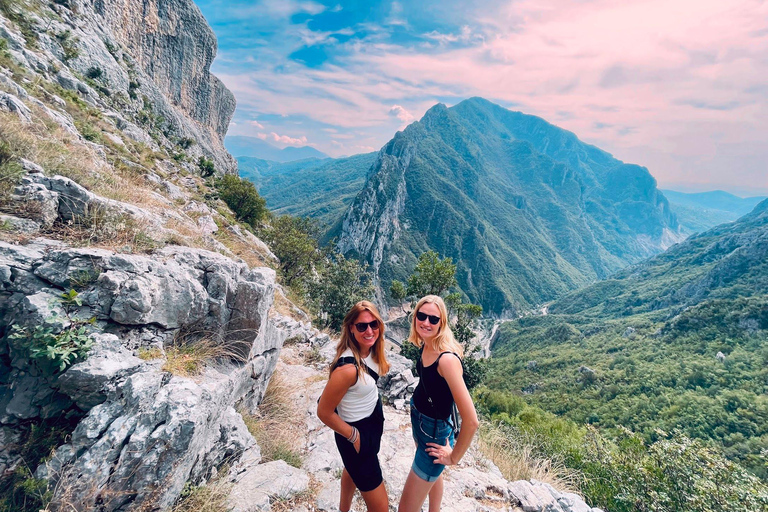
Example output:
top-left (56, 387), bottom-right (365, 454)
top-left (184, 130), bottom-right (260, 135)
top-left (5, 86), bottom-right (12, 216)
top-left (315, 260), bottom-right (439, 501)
top-left (416, 311), bottom-right (441, 325)
top-left (354, 320), bottom-right (380, 332)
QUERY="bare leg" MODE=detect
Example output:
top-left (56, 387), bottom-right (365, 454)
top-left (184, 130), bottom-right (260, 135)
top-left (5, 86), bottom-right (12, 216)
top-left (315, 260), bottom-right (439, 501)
top-left (427, 473), bottom-right (443, 512)
top-left (360, 481), bottom-right (389, 512)
top-left (340, 468), bottom-right (355, 512)
top-left (398, 469), bottom-right (437, 512)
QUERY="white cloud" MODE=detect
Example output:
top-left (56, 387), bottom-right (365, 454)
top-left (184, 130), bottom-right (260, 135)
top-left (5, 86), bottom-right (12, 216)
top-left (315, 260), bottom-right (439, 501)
top-left (388, 105), bottom-right (415, 124)
top-left (248, 120), bottom-right (265, 129)
top-left (257, 132), bottom-right (310, 146)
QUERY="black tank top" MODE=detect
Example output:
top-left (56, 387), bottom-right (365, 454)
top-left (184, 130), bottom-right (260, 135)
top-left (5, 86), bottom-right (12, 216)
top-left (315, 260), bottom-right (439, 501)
top-left (413, 351), bottom-right (459, 420)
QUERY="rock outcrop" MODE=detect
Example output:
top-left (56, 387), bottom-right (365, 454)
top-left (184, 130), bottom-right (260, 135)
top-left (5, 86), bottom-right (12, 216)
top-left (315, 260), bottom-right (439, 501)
top-left (1, 0), bottom-right (235, 173)
top-left (0, 237), bottom-right (308, 510)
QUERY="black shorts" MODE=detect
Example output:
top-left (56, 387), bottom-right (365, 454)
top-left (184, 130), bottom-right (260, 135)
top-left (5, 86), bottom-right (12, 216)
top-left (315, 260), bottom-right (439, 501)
top-left (334, 397), bottom-right (385, 492)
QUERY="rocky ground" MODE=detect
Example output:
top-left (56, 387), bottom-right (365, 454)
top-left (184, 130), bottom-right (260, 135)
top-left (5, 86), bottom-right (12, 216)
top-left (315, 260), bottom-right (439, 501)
top-left (225, 337), bottom-right (604, 512)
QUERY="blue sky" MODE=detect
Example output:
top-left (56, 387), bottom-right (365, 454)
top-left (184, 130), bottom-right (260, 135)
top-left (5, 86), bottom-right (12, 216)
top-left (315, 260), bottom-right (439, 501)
top-left (193, 0), bottom-right (768, 196)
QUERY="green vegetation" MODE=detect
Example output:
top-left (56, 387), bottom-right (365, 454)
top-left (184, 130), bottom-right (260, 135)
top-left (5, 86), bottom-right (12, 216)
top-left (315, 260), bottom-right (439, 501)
top-left (0, 418), bottom-right (80, 512)
top-left (487, 201), bottom-right (768, 482)
top-left (55, 30), bottom-right (79, 62)
top-left (9, 319), bottom-right (94, 374)
top-left (259, 215), bottom-right (322, 287)
top-left (308, 253), bottom-right (374, 330)
top-left (0, 138), bottom-right (24, 202)
top-left (395, 251), bottom-right (487, 389)
top-left (214, 174), bottom-right (267, 228)
top-left (475, 389), bottom-right (768, 511)
top-left (198, 156), bottom-right (215, 178)
top-left (237, 152), bottom-right (375, 232)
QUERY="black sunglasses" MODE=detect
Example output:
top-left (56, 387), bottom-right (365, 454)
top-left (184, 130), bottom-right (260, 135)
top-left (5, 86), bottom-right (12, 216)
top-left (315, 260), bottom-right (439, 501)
top-left (354, 320), bottom-right (380, 332)
top-left (416, 311), bottom-right (441, 325)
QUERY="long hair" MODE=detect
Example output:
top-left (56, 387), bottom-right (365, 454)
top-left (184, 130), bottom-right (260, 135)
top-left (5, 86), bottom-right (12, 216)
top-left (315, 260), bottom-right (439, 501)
top-left (330, 301), bottom-right (390, 379)
top-left (407, 295), bottom-right (464, 358)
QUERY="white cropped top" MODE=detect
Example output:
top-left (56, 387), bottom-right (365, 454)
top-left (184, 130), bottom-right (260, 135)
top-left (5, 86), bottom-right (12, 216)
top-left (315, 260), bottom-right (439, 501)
top-left (335, 349), bottom-right (380, 423)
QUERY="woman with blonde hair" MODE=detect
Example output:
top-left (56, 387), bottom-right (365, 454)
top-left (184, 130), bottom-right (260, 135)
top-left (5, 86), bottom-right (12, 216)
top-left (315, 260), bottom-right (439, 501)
top-left (398, 295), bottom-right (479, 512)
top-left (317, 301), bottom-right (391, 512)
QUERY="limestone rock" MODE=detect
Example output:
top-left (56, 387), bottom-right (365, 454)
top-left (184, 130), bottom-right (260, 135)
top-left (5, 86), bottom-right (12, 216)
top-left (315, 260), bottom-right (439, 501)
top-left (228, 460), bottom-right (310, 512)
top-left (57, 333), bottom-right (145, 409)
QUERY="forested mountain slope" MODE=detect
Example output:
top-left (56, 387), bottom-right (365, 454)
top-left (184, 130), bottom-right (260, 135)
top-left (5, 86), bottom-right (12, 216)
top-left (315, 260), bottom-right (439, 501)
top-left (336, 97), bottom-right (681, 314)
top-left (489, 200), bottom-right (768, 478)
top-left (237, 153), bottom-right (375, 230)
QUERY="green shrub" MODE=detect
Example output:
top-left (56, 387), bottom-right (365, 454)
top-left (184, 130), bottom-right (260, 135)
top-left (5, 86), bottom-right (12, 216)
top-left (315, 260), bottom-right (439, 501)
top-left (215, 174), bottom-right (267, 228)
top-left (9, 320), bottom-right (94, 374)
top-left (85, 66), bottom-right (103, 79)
top-left (55, 30), bottom-right (79, 62)
top-left (198, 156), bottom-right (215, 178)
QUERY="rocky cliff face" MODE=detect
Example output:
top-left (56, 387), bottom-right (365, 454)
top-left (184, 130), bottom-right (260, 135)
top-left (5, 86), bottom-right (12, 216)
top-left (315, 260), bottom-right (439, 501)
top-left (1, 0), bottom-right (235, 173)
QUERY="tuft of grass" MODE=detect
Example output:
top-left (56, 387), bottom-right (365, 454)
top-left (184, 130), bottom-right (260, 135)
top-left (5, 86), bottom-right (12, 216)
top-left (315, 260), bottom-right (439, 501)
top-left (162, 331), bottom-right (249, 377)
top-left (477, 421), bottom-right (578, 491)
top-left (170, 473), bottom-right (232, 512)
top-left (241, 371), bottom-right (304, 468)
top-left (137, 347), bottom-right (162, 360)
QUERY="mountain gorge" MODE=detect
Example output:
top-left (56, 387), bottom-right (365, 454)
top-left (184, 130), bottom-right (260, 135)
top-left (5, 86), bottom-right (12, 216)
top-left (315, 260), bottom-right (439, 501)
top-left (335, 98), bottom-right (681, 314)
top-left (488, 198), bottom-right (768, 478)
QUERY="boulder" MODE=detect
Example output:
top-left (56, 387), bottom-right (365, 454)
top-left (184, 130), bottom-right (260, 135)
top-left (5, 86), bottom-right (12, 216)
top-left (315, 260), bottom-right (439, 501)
top-left (227, 460), bottom-right (310, 512)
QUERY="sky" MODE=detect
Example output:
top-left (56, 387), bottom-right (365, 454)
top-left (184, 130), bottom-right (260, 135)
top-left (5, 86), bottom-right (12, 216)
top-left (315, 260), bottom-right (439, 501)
top-left (193, 0), bottom-right (768, 196)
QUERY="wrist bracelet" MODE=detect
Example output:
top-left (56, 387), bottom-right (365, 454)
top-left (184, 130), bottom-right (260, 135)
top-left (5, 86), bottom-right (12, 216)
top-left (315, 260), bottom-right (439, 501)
top-left (346, 427), bottom-right (358, 443)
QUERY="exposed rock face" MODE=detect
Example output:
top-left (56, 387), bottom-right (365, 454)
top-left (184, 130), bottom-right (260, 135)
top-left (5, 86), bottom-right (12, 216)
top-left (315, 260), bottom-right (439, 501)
top-left (0, 239), bottom-right (305, 510)
top-left (0, 0), bottom-right (236, 173)
top-left (90, 0), bottom-right (236, 171)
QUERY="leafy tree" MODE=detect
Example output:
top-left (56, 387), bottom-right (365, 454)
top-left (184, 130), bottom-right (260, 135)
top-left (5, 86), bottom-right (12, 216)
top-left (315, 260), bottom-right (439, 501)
top-left (390, 280), bottom-right (407, 312)
top-left (216, 175), bottom-right (267, 228)
top-left (406, 251), bottom-right (457, 298)
top-left (309, 254), bottom-right (374, 331)
top-left (259, 216), bottom-right (321, 287)
top-left (445, 292), bottom-right (487, 390)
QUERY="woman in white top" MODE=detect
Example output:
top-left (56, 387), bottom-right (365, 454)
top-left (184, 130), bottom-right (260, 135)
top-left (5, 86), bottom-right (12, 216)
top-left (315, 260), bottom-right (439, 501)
top-left (317, 301), bottom-right (391, 512)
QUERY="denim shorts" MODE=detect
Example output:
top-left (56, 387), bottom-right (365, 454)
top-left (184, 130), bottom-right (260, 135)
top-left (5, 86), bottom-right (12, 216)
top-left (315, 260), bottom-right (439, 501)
top-left (410, 399), bottom-right (455, 482)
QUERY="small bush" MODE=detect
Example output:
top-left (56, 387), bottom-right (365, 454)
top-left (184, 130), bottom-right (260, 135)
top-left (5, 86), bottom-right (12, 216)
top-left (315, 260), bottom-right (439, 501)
top-left (55, 30), bottom-right (79, 62)
top-left (215, 174), bottom-right (267, 228)
top-left (75, 121), bottom-right (101, 142)
top-left (197, 156), bottom-right (215, 178)
top-left (85, 66), bottom-right (103, 80)
top-left (9, 320), bottom-right (94, 374)
top-left (178, 137), bottom-right (195, 149)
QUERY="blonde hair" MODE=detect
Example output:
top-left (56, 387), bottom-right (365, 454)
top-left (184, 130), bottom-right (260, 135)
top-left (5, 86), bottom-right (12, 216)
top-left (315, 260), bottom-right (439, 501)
top-left (330, 301), bottom-right (390, 379)
top-left (407, 295), bottom-right (464, 358)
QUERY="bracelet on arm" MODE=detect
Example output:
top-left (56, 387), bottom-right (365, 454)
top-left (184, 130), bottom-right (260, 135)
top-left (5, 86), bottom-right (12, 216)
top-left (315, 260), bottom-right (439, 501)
top-left (346, 426), bottom-right (358, 444)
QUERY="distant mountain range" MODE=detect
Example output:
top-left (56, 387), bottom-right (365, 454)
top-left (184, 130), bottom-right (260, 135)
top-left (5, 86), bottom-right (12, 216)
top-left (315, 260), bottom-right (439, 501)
top-left (225, 135), bottom-right (329, 162)
top-left (333, 97), bottom-right (681, 314)
top-left (237, 153), bottom-right (375, 229)
top-left (661, 189), bottom-right (767, 234)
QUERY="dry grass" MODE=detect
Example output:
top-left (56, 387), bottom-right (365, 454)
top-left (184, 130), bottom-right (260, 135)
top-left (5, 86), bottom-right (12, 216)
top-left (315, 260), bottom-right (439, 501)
top-left (162, 332), bottom-right (249, 377)
top-left (170, 476), bottom-right (232, 512)
top-left (269, 475), bottom-right (321, 512)
top-left (477, 421), bottom-right (578, 491)
top-left (241, 371), bottom-right (305, 468)
top-left (137, 347), bottom-right (162, 360)
top-left (213, 225), bottom-right (271, 270)
top-left (44, 206), bottom-right (158, 253)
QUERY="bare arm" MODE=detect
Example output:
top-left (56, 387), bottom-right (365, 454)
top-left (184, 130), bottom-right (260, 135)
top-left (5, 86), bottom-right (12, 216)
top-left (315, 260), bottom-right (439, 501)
top-left (317, 365), bottom-right (362, 452)
top-left (426, 354), bottom-right (480, 465)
